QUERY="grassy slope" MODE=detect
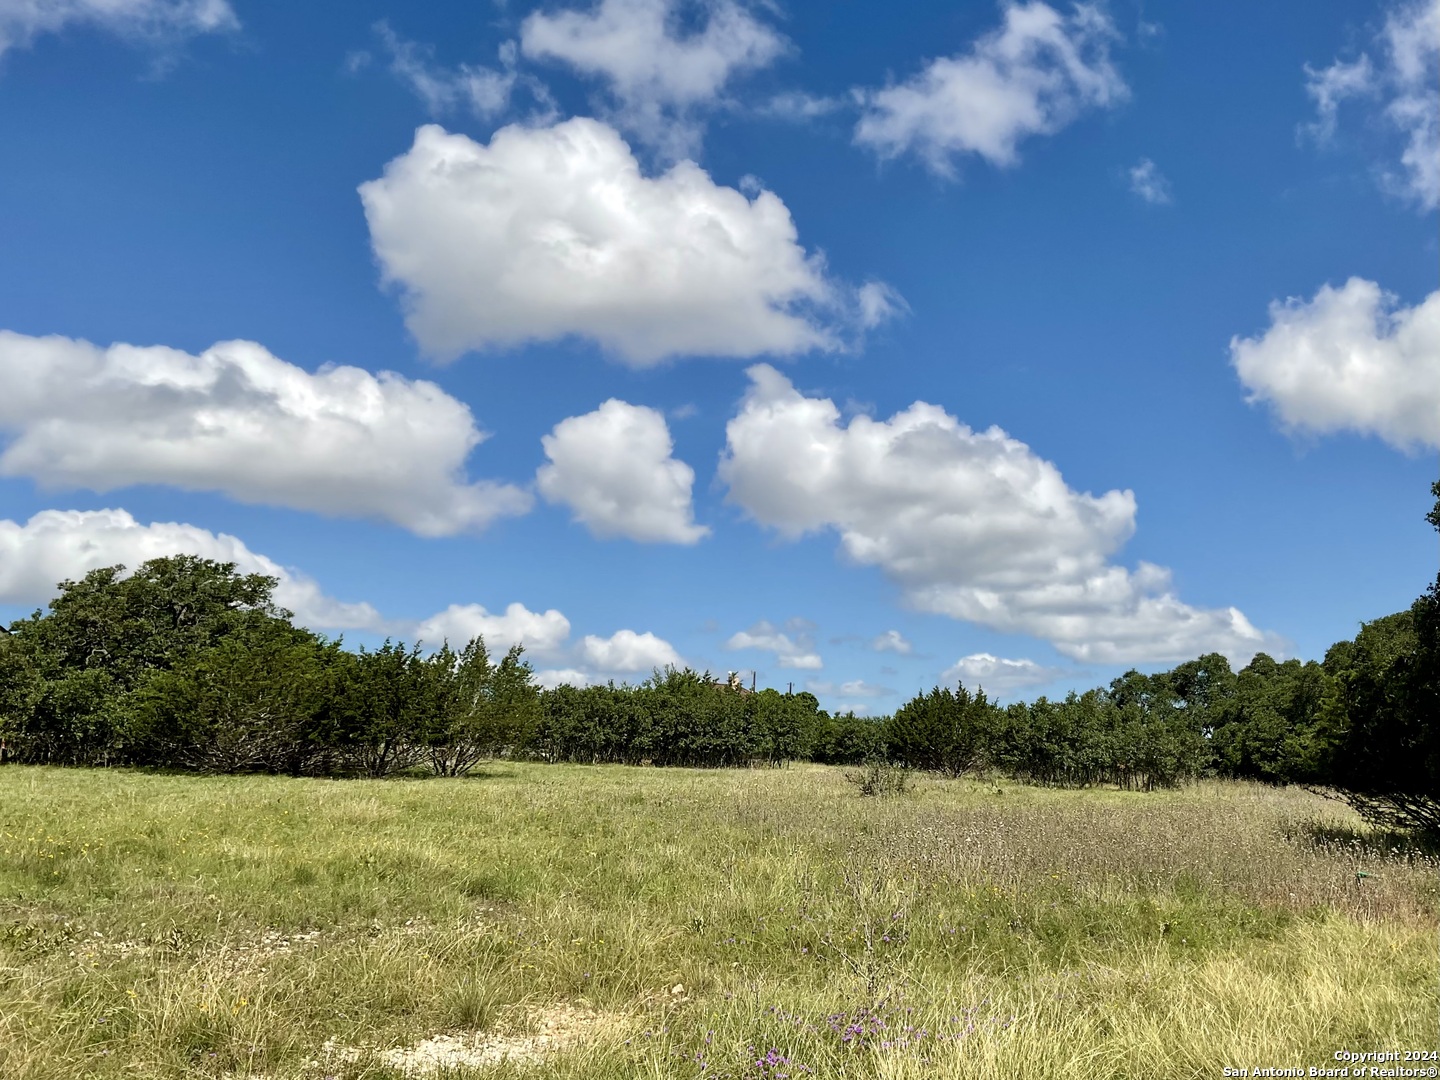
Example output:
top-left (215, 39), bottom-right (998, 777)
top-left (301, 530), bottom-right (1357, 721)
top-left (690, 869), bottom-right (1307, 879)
top-left (0, 764), bottom-right (1435, 1079)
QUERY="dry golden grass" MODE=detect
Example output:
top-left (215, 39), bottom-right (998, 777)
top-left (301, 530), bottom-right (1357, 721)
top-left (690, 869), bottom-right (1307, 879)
top-left (0, 764), bottom-right (1434, 1079)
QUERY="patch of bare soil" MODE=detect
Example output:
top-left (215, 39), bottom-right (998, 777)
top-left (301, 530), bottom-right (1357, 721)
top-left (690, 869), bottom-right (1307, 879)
top-left (314, 1003), bottom-right (614, 1076)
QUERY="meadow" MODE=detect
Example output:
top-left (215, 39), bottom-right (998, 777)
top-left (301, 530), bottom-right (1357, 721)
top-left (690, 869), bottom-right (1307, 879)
top-left (0, 764), bottom-right (1435, 1079)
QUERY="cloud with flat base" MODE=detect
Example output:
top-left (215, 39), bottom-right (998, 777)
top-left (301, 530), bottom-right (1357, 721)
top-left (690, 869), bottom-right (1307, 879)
top-left (720, 365), bottom-right (1280, 665)
top-left (361, 120), bottom-right (894, 366)
top-left (0, 331), bottom-right (532, 537)
top-left (1231, 278), bottom-right (1440, 452)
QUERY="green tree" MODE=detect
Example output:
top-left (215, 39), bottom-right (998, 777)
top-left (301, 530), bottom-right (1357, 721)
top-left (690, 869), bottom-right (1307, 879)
top-left (887, 682), bottom-right (995, 776)
top-left (1322, 605), bottom-right (1440, 836)
top-left (484, 644), bottom-right (542, 758)
top-left (0, 556), bottom-right (288, 764)
top-left (17, 556), bottom-right (284, 686)
top-left (126, 617), bottom-right (333, 773)
top-left (330, 641), bottom-right (432, 776)
top-left (425, 638), bottom-right (487, 775)
top-left (1209, 655), bottom-right (1326, 783)
top-left (751, 689), bottom-right (816, 765)
top-left (1316, 478), bottom-right (1440, 838)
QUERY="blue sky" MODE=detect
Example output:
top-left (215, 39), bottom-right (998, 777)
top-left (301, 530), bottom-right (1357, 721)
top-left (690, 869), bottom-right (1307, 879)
top-left (0, 0), bottom-right (1435, 711)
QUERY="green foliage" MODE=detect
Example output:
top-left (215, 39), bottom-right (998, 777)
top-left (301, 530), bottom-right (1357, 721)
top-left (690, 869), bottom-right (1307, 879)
top-left (887, 682), bottom-right (996, 776)
top-left (0, 555), bottom-right (285, 765)
top-left (641, 667), bottom-right (759, 766)
top-left (808, 709), bottom-right (887, 765)
top-left (126, 617), bottom-right (336, 773)
top-left (530, 670), bottom-right (828, 768)
top-left (884, 675), bottom-right (1206, 790)
top-left (1320, 596), bottom-right (1440, 838)
top-left (15, 555), bottom-right (284, 686)
top-left (328, 640), bottom-right (432, 777)
top-left (750, 688), bottom-right (813, 765)
top-left (1307, 481), bottom-right (1440, 840)
top-left (1210, 654), bottom-right (1328, 783)
top-left (424, 638), bottom-right (542, 775)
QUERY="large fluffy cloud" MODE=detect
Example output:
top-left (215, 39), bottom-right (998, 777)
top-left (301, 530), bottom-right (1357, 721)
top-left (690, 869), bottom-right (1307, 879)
top-left (719, 365), bottom-right (1276, 664)
top-left (1303, 0), bottom-right (1439, 210)
top-left (537, 399), bottom-right (708, 543)
top-left (1231, 279), bottom-right (1440, 451)
top-left (853, 2), bottom-right (1126, 175)
top-left (359, 120), bottom-right (867, 366)
top-left (0, 0), bottom-right (236, 57)
top-left (0, 508), bottom-right (381, 631)
top-left (0, 332), bottom-right (532, 536)
top-left (520, 0), bottom-right (785, 155)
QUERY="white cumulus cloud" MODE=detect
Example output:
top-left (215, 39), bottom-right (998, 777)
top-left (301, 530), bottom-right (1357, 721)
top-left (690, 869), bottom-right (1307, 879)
top-left (1231, 278), bottom-right (1440, 452)
top-left (725, 619), bottom-right (823, 669)
top-left (853, 1), bottom-right (1127, 175)
top-left (537, 399), bottom-right (708, 543)
top-left (533, 628), bottom-right (686, 686)
top-left (1302, 0), bottom-right (1439, 210)
top-left (412, 602), bottom-right (572, 656)
top-left (0, 0), bottom-right (236, 58)
top-left (719, 365), bottom-right (1277, 665)
top-left (0, 508), bottom-right (381, 631)
top-left (579, 628), bottom-right (686, 672)
top-left (942, 653), bottom-right (1065, 696)
top-left (360, 119), bottom-right (868, 366)
top-left (520, 0), bottom-right (786, 155)
top-left (0, 331), bottom-right (532, 537)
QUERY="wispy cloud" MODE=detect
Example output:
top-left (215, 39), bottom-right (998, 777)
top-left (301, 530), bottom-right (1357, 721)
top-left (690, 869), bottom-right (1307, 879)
top-left (1128, 158), bottom-right (1173, 204)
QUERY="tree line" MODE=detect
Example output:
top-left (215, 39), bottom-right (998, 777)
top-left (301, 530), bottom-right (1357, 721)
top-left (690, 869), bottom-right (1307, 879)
top-left (0, 558), bottom-right (876, 775)
top-left (1, 481), bottom-right (1434, 836)
top-left (878, 480), bottom-right (1439, 835)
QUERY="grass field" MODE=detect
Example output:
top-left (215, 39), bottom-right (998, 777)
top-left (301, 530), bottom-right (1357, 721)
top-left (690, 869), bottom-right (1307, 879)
top-left (0, 764), bottom-right (1436, 1079)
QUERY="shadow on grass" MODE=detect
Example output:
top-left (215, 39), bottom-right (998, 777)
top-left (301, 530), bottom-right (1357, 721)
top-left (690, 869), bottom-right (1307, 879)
top-left (1283, 816), bottom-right (1440, 861)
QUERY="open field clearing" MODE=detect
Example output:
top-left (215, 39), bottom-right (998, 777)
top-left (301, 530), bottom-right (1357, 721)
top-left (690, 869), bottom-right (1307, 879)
top-left (0, 765), bottom-right (1435, 1079)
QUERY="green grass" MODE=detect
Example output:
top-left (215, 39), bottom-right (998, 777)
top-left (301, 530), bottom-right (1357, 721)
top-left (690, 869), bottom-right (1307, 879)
top-left (0, 764), bottom-right (1436, 1079)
